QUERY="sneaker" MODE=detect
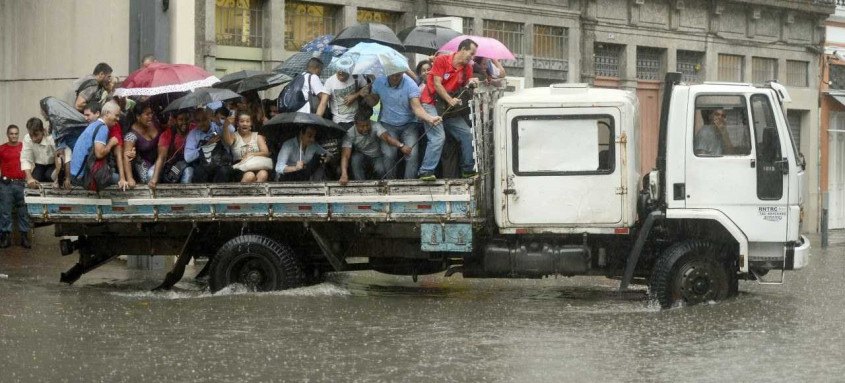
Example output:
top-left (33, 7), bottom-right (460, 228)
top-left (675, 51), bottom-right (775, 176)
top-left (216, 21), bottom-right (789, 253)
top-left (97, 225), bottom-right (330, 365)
top-left (20, 233), bottom-right (31, 249)
top-left (0, 233), bottom-right (10, 249)
top-left (418, 172), bottom-right (436, 182)
top-left (461, 170), bottom-right (478, 179)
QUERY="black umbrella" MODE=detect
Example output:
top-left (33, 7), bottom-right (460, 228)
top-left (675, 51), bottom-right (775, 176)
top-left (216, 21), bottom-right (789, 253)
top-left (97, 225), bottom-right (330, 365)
top-left (39, 97), bottom-right (89, 149)
top-left (260, 112), bottom-right (347, 152)
top-left (213, 72), bottom-right (293, 94)
top-left (273, 51), bottom-right (336, 81)
top-left (397, 25), bottom-right (462, 55)
top-left (163, 87), bottom-right (242, 113)
top-left (216, 70), bottom-right (266, 86)
top-left (330, 23), bottom-right (404, 52)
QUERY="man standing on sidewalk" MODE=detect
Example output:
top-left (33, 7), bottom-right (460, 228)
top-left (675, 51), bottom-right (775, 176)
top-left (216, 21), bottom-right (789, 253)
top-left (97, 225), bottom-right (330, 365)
top-left (0, 125), bottom-right (30, 248)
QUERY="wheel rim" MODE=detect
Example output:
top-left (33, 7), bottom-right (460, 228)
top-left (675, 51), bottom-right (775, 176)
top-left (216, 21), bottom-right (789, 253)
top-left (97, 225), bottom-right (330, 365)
top-left (226, 252), bottom-right (278, 291)
top-left (675, 260), bottom-right (724, 305)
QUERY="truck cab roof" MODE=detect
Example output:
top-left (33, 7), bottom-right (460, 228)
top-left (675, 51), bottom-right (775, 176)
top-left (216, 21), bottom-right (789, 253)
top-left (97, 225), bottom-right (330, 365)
top-left (498, 84), bottom-right (637, 108)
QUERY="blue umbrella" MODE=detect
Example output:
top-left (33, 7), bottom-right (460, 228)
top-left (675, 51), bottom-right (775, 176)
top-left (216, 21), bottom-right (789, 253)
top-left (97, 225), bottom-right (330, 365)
top-left (329, 43), bottom-right (410, 77)
top-left (300, 34), bottom-right (347, 56)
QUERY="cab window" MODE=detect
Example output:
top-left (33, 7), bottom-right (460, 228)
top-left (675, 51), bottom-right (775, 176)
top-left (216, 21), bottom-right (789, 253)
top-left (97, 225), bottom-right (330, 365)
top-left (693, 95), bottom-right (752, 157)
top-left (512, 115), bottom-right (614, 175)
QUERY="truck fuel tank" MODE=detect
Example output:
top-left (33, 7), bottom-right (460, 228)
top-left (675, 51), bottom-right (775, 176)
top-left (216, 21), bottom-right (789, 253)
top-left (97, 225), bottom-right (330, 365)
top-left (478, 242), bottom-right (591, 278)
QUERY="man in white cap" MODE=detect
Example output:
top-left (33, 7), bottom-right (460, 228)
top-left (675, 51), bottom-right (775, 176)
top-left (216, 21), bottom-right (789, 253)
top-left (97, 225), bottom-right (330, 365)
top-left (317, 57), bottom-right (370, 129)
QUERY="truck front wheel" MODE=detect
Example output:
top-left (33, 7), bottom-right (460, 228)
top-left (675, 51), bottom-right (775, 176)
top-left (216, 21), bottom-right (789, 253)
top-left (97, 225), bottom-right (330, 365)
top-left (209, 235), bottom-right (303, 293)
top-left (649, 240), bottom-right (737, 308)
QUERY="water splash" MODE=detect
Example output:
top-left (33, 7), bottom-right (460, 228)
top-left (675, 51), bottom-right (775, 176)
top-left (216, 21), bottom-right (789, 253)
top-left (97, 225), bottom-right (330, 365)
top-left (110, 282), bottom-right (351, 300)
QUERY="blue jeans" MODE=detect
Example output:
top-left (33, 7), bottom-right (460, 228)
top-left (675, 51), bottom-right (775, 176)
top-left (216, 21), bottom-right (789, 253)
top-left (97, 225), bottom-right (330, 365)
top-left (181, 166), bottom-right (194, 183)
top-left (0, 181), bottom-right (29, 234)
top-left (350, 152), bottom-right (386, 180)
top-left (378, 122), bottom-right (420, 179)
top-left (419, 103), bottom-right (475, 175)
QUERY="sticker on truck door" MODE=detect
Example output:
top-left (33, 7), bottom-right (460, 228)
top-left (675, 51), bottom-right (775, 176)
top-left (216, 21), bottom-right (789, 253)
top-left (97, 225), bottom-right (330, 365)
top-left (758, 206), bottom-right (786, 222)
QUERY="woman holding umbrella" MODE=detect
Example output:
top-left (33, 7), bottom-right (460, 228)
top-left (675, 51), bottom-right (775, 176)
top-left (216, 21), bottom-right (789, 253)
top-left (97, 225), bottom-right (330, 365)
top-left (221, 110), bottom-right (272, 183)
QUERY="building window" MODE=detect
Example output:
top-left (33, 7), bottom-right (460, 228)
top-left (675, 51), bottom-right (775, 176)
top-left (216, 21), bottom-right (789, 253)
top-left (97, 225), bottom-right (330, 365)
top-left (483, 20), bottom-right (524, 56)
top-left (718, 54), bottom-right (744, 82)
top-left (284, 1), bottom-right (338, 52)
top-left (533, 25), bottom-right (568, 60)
top-left (832, 65), bottom-right (845, 90)
top-left (594, 43), bottom-right (624, 78)
top-left (786, 60), bottom-right (808, 87)
top-left (357, 8), bottom-right (401, 32)
top-left (636, 47), bottom-right (664, 81)
top-left (215, 0), bottom-right (264, 48)
top-left (787, 110), bottom-right (803, 149)
top-left (752, 57), bottom-right (778, 85)
top-left (677, 50), bottom-right (704, 84)
top-left (431, 14), bottom-right (473, 34)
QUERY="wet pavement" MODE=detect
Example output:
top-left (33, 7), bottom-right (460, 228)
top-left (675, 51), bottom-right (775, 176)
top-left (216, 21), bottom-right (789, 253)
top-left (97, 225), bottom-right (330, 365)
top-left (1, 228), bottom-right (844, 382)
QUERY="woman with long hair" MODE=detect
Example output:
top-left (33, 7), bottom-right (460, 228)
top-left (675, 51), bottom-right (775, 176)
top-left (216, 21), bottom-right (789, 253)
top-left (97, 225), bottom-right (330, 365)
top-left (123, 102), bottom-right (163, 188)
top-left (222, 110), bottom-right (272, 183)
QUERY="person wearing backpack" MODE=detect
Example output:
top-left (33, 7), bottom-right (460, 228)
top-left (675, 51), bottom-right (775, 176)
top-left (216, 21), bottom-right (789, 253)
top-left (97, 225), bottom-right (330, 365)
top-left (278, 57), bottom-right (328, 115)
top-left (69, 101), bottom-right (123, 191)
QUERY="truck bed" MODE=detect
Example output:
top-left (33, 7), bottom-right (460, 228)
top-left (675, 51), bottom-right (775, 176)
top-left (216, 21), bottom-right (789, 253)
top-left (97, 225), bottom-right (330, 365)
top-left (25, 180), bottom-right (478, 224)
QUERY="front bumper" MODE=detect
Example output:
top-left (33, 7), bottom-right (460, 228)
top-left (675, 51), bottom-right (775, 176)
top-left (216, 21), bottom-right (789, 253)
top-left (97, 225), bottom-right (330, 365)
top-left (788, 235), bottom-right (811, 270)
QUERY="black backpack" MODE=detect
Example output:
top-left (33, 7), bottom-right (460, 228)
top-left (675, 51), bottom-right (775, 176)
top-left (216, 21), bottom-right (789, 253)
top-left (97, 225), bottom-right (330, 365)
top-left (277, 73), bottom-right (308, 113)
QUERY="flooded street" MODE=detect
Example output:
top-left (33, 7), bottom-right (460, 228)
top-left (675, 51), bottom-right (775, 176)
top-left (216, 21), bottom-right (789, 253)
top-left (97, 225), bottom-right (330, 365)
top-left (1, 229), bottom-right (844, 382)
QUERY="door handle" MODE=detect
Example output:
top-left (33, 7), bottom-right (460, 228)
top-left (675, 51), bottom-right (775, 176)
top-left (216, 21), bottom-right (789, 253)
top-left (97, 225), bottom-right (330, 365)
top-left (503, 188), bottom-right (516, 195)
top-left (750, 159), bottom-right (756, 168)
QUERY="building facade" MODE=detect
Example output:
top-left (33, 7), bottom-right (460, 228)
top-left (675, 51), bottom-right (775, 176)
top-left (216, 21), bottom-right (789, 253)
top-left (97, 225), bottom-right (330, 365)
top-left (822, 0), bottom-right (845, 230)
top-left (0, 0), bottom-right (836, 232)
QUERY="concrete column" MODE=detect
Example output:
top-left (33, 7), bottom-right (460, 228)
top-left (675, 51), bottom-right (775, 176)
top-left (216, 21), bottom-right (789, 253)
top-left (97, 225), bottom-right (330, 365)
top-left (580, 21), bottom-right (597, 84)
top-left (622, 44), bottom-right (637, 90)
top-left (170, 0), bottom-right (196, 65)
top-left (194, 0), bottom-right (217, 72)
top-left (342, 5), bottom-right (358, 29)
top-left (568, 22), bottom-right (581, 83)
top-left (743, 54), bottom-right (753, 83)
top-left (265, 0), bottom-right (285, 70)
top-left (524, 23), bottom-right (534, 88)
top-left (667, 48), bottom-right (677, 78)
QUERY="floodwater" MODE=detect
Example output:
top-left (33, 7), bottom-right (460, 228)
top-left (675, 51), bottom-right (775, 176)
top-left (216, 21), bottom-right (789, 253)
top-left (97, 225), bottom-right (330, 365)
top-left (1, 229), bottom-right (844, 382)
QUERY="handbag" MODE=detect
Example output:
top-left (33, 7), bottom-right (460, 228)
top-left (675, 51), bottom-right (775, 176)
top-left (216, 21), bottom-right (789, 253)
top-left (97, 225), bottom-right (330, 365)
top-left (232, 156), bottom-right (273, 172)
top-left (72, 123), bottom-right (114, 191)
top-left (163, 160), bottom-right (189, 183)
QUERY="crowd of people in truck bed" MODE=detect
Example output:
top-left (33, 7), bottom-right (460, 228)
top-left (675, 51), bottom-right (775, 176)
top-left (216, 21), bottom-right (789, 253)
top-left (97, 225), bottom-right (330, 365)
top-left (0, 38), bottom-right (506, 248)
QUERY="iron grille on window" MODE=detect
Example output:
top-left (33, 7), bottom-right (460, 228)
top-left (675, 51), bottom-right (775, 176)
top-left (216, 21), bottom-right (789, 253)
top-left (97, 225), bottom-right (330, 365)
top-left (787, 111), bottom-right (803, 149)
top-left (718, 54), bottom-right (743, 82)
top-left (284, 1), bottom-right (338, 51)
top-left (752, 57), bottom-right (778, 85)
top-left (594, 43), bottom-right (623, 78)
top-left (357, 8), bottom-right (401, 32)
top-left (215, 0), bottom-right (264, 48)
top-left (831, 65), bottom-right (845, 90)
top-left (533, 25), bottom-right (568, 60)
top-left (483, 20), bottom-right (524, 56)
top-left (677, 50), bottom-right (704, 83)
top-left (636, 47), bottom-right (664, 81)
top-left (786, 60), bottom-right (808, 87)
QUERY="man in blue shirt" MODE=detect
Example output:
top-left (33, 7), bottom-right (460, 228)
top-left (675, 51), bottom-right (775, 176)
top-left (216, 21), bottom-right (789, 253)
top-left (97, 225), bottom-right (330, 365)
top-left (364, 71), bottom-right (441, 179)
top-left (185, 107), bottom-right (233, 183)
top-left (70, 100), bottom-right (122, 189)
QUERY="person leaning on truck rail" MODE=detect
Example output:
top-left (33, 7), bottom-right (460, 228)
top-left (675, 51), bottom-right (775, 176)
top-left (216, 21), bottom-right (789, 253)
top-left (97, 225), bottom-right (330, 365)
top-left (70, 101), bottom-right (123, 190)
top-left (83, 101), bottom-right (129, 190)
top-left (124, 102), bottom-right (165, 188)
top-left (21, 117), bottom-right (70, 189)
top-left (339, 109), bottom-right (390, 185)
top-left (0, 124), bottom-right (31, 249)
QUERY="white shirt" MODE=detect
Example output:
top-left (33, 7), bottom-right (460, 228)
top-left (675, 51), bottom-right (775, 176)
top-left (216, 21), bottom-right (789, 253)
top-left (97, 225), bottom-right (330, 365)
top-left (296, 72), bottom-right (328, 114)
top-left (323, 75), bottom-right (368, 123)
top-left (20, 134), bottom-right (70, 171)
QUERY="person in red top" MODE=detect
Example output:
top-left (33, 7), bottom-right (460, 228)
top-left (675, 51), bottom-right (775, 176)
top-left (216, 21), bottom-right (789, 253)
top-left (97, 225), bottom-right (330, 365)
top-left (418, 38), bottom-right (480, 181)
top-left (0, 125), bottom-right (30, 248)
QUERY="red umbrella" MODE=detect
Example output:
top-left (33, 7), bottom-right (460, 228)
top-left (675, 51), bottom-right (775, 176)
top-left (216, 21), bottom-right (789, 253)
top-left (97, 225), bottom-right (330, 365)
top-left (115, 63), bottom-right (220, 97)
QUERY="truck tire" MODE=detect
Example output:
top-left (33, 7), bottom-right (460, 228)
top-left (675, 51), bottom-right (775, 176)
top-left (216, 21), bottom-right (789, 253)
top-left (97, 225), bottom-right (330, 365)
top-left (209, 235), bottom-right (303, 293)
top-left (649, 240), bottom-right (736, 309)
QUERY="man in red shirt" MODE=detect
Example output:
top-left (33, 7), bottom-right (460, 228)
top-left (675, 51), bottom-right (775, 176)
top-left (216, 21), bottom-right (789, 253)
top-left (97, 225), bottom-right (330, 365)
top-left (0, 125), bottom-right (30, 248)
top-left (418, 38), bottom-right (479, 181)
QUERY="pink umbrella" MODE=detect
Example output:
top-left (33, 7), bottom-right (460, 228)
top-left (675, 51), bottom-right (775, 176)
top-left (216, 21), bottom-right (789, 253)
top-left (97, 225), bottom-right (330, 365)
top-left (115, 63), bottom-right (220, 97)
top-left (438, 35), bottom-right (516, 61)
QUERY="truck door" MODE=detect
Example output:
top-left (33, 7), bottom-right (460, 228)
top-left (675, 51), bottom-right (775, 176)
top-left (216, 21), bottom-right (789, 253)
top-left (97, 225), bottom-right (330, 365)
top-left (684, 93), bottom-right (789, 242)
top-left (504, 107), bottom-right (623, 226)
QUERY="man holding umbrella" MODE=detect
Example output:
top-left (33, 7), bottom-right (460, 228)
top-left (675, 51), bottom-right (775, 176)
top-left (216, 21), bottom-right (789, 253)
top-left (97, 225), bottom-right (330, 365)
top-left (418, 39), bottom-right (479, 181)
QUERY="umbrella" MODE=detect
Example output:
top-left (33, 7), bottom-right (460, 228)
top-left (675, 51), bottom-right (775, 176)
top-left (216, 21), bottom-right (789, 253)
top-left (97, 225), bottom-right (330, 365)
top-left (39, 97), bottom-right (88, 149)
top-left (439, 35), bottom-right (516, 61)
top-left (213, 71), bottom-right (292, 94)
top-left (261, 112), bottom-right (346, 145)
top-left (115, 63), bottom-right (219, 97)
top-left (330, 23), bottom-right (404, 52)
top-left (216, 70), bottom-right (266, 86)
top-left (163, 87), bottom-right (242, 113)
top-left (397, 25), bottom-right (462, 55)
top-left (273, 51), bottom-right (336, 81)
top-left (329, 43), bottom-right (409, 77)
top-left (300, 34), bottom-right (348, 56)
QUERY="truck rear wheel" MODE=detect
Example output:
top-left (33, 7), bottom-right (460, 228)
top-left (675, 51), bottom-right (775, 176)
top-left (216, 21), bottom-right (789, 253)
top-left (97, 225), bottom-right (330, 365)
top-left (209, 235), bottom-right (303, 293)
top-left (649, 240), bottom-right (736, 309)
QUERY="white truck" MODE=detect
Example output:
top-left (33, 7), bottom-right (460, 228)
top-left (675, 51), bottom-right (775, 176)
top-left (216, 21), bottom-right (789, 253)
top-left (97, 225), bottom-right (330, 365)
top-left (26, 73), bottom-right (809, 308)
